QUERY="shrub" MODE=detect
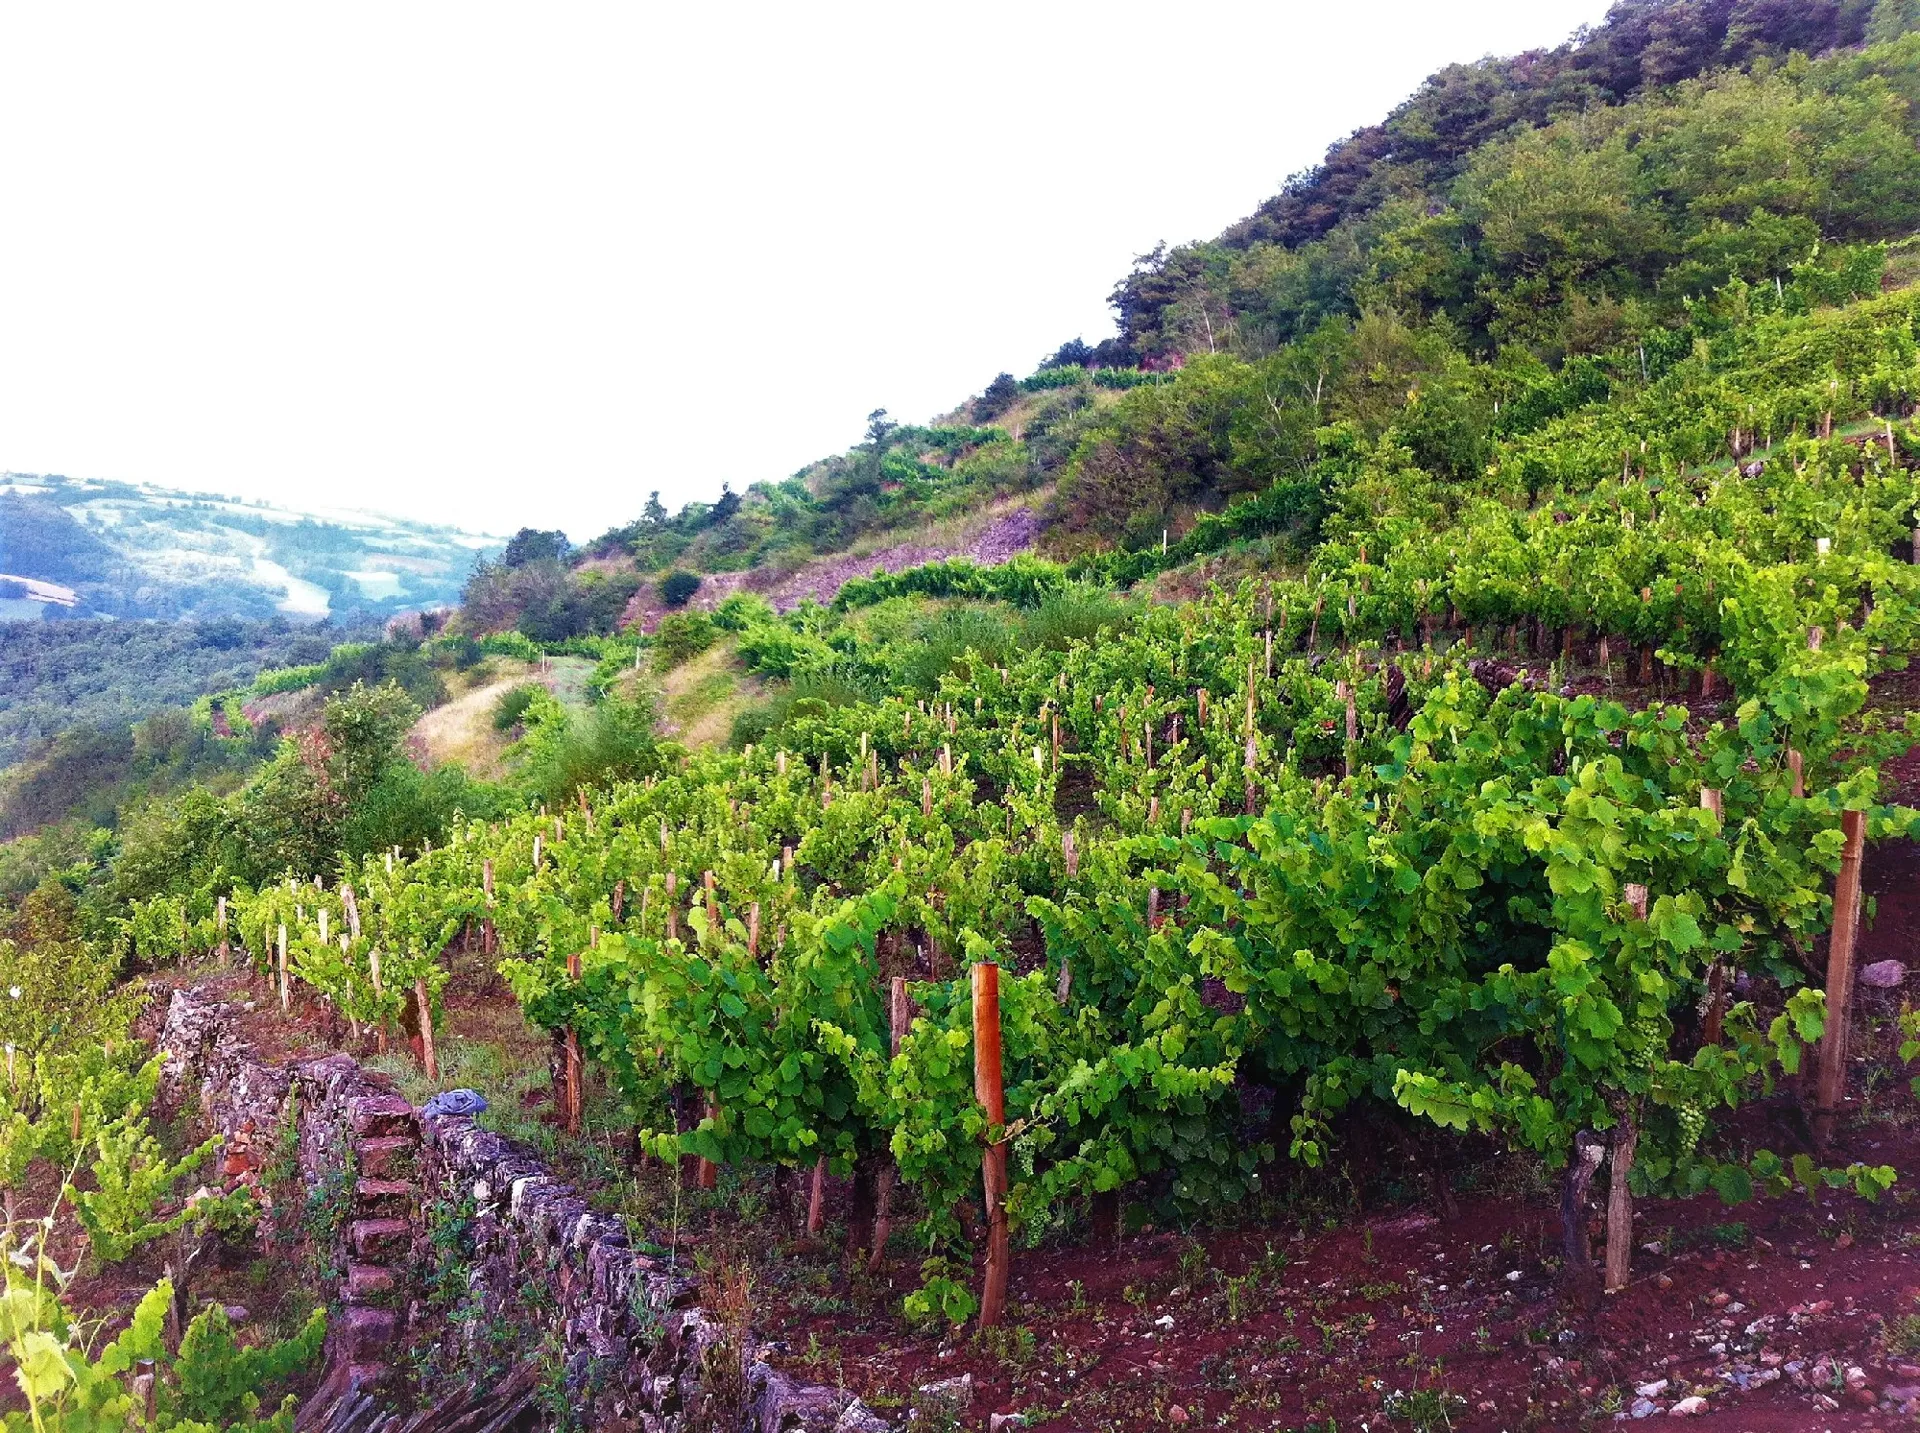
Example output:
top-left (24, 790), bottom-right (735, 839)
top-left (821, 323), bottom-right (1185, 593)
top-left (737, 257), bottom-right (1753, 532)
top-left (479, 630), bottom-right (542, 662)
top-left (652, 611), bottom-right (716, 669)
top-left (251, 663), bottom-right (326, 697)
top-left (712, 592), bottom-right (773, 631)
top-left (660, 570), bottom-right (702, 608)
top-left (491, 683), bottom-right (540, 732)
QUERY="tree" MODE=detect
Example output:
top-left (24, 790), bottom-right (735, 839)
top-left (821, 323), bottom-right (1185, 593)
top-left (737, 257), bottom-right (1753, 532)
top-left (865, 409), bottom-right (897, 450)
top-left (710, 485), bottom-right (742, 526)
top-left (1869, 0), bottom-right (1920, 43)
top-left (500, 527), bottom-right (570, 568)
top-left (974, 373), bottom-right (1019, 421)
top-left (643, 491), bottom-right (669, 526)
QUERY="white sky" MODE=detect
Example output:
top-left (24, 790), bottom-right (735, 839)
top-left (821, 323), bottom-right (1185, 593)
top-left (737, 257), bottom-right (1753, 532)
top-left (0, 2), bottom-right (1613, 541)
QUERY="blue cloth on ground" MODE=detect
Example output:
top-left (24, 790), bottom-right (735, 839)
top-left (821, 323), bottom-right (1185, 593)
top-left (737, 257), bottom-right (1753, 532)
top-left (422, 1089), bottom-right (489, 1119)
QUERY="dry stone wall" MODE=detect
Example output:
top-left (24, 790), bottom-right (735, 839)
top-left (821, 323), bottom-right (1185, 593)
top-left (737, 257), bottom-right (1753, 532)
top-left (158, 987), bottom-right (890, 1433)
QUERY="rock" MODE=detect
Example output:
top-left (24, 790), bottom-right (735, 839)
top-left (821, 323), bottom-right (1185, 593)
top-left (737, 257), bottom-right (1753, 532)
top-left (1154, 1314), bottom-right (1175, 1330)
top-left (1885, 1383), bottom-right (1920, 1402)
top-left (1860, 959), bottom-right (1906, 988)
top-left (221, 1305), bottom-right (248, 1324)
top-left (1505, 1270), bottom-right (1522, 1282)
top-left (1655, 1274), bottom-right (1674, 1290)
top-left (1668, 1395), bottom-right (1707, 1416)
top-left (1844, 1365), bottom-right (1868, 1389)
top-left (989, 1416), bottom-right (1028, 1433)
top-left (833, 1401), bottom-right (889, 1433)
top-left (1629, 1397), bottom-right (1659, 1419)
top-left (1636, 1379), bottom-right (1670, 1398)
top-left (1710, 1291), bottom-right (1730, 1308)
top-left (1168, 1409), bottom-right (1190, 1426)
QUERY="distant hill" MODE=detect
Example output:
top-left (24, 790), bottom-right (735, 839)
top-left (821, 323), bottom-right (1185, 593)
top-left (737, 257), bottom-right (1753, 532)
top-left (0, 474), bottom-right (503, 623)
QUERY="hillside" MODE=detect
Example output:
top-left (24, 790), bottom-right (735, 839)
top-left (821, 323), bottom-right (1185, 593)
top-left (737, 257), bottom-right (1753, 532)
top-left (0, 472), bottom-right (501, 622)
top-left (7, 7), bottom-right (1920, 1432)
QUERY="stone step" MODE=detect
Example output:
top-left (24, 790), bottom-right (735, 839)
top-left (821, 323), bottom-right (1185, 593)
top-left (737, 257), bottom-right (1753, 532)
top-left (338, 1304), bottom-right (400, 1361)
top-left (356, 1135), bottom-right (418, 1182)
top-left (348, 1094), bottom-right (418, 1140)
top-left (353, 1178), bottom-right (417, 1220)
top-left (348, 1217), bottom-right (411, 1263)
top-left (344, 1262), bottom-right (397, 1304)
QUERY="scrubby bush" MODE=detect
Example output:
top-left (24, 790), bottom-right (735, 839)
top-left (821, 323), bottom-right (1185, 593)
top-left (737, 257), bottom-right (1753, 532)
top-left (660, 570), bottom-right (702, 608)
top-left (491, 683), bottom-right (540, 732)
top-left (712, 592), bottom-right (774, 631)
top-left (652, 611), bottom-right (717, 669)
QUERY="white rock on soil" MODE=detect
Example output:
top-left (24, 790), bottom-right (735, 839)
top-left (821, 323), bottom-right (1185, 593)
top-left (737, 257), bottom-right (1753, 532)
top-left (1859, 959), bottom-right (1906, 988)
top-left (1668, 1395), bottom-right (1707, 1416)
top-left (1635, 1379), bottom-right (1670, 1398)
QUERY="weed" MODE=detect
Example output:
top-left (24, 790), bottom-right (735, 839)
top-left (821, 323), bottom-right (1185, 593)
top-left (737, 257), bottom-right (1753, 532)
top-left (1177, 1238), bottom-right (1209, 1285)
top-left (690, 1264), bottom-right (753, 1433)
top-left (975, 1323), bottom-right (1038, 1365)
top-left (1888, 1310), bottom-right (1920, 1356)
top-left (1381, 1386), bottom-right (1466, 1431)
top-left (1067, 1278), bottom-right (1086, 1313)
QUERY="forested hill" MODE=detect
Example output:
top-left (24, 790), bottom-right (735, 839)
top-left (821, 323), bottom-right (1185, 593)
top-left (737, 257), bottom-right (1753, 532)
top-left (1109, 0), bottom-right (1912, 357)
top-left (464, 4), bottom-right (1920, 644)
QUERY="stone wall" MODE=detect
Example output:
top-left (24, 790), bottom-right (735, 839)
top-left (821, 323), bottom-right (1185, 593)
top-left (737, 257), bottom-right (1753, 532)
top-left (158, 987), bottom-right (890, 1433)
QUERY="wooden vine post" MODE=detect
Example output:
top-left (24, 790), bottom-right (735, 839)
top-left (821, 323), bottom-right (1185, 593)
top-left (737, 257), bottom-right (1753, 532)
top-left (1605, 881), bottom-right (1651, 1294)
top-left (866, 975), bottom-right (914, 1272)
top-left (276, 924), bottom-right (289, 1014)
top-left (1697, 791), bottom-right (1729, 1046)
top-left (216, 896), bottom-right (228, 963)
top-left (1812, 809), bottom-right (1868, 1152)
top-left (481, 859), bottom-right (496, 957)
top-left (973, 961), bottom-right (1010, 1330)
top-left (696, 875), bottom-right (719, 1191)
top-left (416, 979), bottom-right (438, 1083)
top-left (564, 946), bottom-right (584, 1136)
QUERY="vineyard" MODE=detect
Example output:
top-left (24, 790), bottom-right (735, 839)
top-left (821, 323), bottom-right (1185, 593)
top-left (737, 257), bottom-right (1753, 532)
top-left (118, 408), bottom-right (1920, 1394)
top-left (0, 282), bottom-right (1912, 1427)
top-left (12, 9), bottom-right (1920, 1428)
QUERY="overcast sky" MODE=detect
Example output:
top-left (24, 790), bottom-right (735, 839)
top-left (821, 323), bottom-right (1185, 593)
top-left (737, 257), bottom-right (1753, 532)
top-left (0, 2), bottom-right (1613, 540)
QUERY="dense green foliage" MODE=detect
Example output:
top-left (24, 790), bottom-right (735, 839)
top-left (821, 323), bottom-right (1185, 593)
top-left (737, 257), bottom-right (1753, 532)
top-left (0, 620), bottom-right (357, 772)
top-left (122, 404), bottom-right (1920, 1287)
top-left (1111, 1), bottom-right (1907, 356)
top-left (5, 1), bottom-right (1920, 1347)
